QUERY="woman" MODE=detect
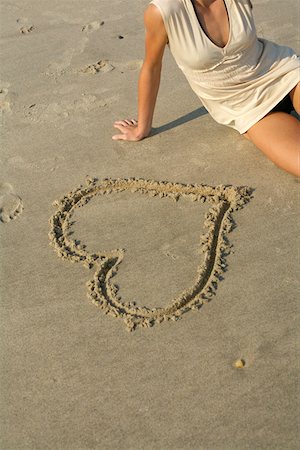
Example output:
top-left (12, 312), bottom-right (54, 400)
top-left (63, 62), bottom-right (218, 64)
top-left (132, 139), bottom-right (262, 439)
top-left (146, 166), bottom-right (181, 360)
top-left (112, 0), bottom-right (300, 177)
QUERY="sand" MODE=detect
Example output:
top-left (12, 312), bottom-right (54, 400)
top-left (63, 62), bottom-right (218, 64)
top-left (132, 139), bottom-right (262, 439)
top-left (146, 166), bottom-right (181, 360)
top-left (1, 0), bottom-right (299, 449)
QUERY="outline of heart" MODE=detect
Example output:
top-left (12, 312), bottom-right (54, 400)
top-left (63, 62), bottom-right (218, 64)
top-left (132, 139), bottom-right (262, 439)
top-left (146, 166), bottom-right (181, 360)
top-left (49, 177), bottom-right (252, 331)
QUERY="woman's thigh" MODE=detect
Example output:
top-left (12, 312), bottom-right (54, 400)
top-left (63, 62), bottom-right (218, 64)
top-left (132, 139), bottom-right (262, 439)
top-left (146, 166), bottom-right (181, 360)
top-left (243, 111), bottom-right (300, 176)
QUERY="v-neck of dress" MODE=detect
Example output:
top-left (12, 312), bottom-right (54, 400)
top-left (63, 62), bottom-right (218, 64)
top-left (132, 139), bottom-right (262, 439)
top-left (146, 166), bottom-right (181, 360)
top-left (187, 0), bottom-right (232, 50)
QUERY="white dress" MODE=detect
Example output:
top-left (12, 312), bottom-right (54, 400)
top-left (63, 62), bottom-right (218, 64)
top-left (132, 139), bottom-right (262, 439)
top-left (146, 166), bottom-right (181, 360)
top-left (149, 0), bottom-right (300, 133)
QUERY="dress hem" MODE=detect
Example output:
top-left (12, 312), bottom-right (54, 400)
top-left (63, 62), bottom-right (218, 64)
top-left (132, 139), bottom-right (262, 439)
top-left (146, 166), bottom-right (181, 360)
top-left (238, 77), bottom-right (300, 134)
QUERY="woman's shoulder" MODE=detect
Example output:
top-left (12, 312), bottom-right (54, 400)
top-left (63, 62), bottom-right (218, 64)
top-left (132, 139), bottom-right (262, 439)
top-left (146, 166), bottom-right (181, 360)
top-left (148, 0), bottom-right (183, 18)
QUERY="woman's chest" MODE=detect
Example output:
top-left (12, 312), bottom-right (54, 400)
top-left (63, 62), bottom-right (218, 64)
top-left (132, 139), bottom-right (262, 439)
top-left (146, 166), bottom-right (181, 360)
top-left (191, 0), bottom-right (230, 49)
top-left (169, 0), bottom-right (256, 71)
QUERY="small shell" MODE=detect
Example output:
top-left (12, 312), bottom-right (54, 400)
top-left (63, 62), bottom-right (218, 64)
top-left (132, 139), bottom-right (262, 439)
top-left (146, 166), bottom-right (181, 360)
top-left (234, 359), bottom-right (245, 369)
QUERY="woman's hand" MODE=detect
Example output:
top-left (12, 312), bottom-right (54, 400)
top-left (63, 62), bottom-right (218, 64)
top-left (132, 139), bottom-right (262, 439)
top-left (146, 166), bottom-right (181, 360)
top-left (112, 119), bottom-right (148, 141)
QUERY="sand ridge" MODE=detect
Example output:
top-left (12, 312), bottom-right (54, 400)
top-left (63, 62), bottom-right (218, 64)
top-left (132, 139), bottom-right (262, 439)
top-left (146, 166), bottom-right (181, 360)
top-left (48, 177), bottom-right (252, 331)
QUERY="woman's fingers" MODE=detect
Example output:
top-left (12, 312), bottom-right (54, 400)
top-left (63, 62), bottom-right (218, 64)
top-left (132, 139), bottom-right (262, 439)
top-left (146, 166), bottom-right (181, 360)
top-left (112, 133), bottom-right (126, 140)
top-left (114, 120), bottom-right (128, 127)
top-left (112, 119), bottom-right (140, 141)
top-left (114, 119), bottom-right (138, 127)
top-left (112, 124), bottom-right (132, 140)
top-left (113, 123), bottom-right (127, 132)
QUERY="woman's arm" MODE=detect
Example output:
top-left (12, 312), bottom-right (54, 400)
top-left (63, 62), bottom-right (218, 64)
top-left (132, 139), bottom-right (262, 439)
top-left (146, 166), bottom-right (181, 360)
top-left (112, 4), bottom-right (168, 141)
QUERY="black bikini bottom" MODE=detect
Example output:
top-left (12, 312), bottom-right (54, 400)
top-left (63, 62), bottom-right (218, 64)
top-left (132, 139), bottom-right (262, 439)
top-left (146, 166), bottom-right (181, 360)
top-left (270, 94), bottom-right (294, 114)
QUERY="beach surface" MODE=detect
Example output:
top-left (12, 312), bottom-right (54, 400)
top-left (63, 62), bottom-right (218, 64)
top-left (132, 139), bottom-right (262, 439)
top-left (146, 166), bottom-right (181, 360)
top-left (1, 0), bottom-right (299, 448)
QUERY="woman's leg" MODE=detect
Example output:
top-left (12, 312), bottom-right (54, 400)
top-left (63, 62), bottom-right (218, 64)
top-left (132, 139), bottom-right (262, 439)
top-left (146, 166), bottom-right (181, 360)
top-left (243, 111), bottom-right (300, 177)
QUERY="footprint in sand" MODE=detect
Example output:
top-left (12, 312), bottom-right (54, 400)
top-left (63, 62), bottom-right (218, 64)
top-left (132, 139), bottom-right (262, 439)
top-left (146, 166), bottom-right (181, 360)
top-left (79, 60), bottom-right (115, 75)
top-left (17, 18), bottom-right (34, 34)
top-left (78, 59), bottom-right (143, 75)
top-left (162, 247), bottom-right (179, 260)
top-left (49, 177), bottom-right (252, 332)
top-left (44, 36), bottom-right (89, 78)
top-left (81, 21), bottom-right (104, 33)
top-left (23, 94), bottom-right (114, 124)
top-left (44, 49), bottom-right (76, 77)
top-left (0, 183), bottom-right (24, 223)
top-left (19, 25), bottom-right (35, 34)
top-left (0, 84), bottom-right (12, 116)
top-left (122, 60), bottom-right (143, 71)
top-left (117, 60), bottom-right (144, 74)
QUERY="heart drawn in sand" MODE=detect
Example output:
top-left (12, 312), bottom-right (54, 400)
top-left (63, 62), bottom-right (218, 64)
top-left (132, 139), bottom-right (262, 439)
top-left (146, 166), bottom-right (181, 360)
top-left (49, 177), bottom-right (252, 331)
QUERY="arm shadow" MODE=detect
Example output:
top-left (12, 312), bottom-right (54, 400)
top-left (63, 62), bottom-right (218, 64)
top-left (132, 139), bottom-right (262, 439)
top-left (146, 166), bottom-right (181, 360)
top-left (149, 106), bottom-right (208, 136)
